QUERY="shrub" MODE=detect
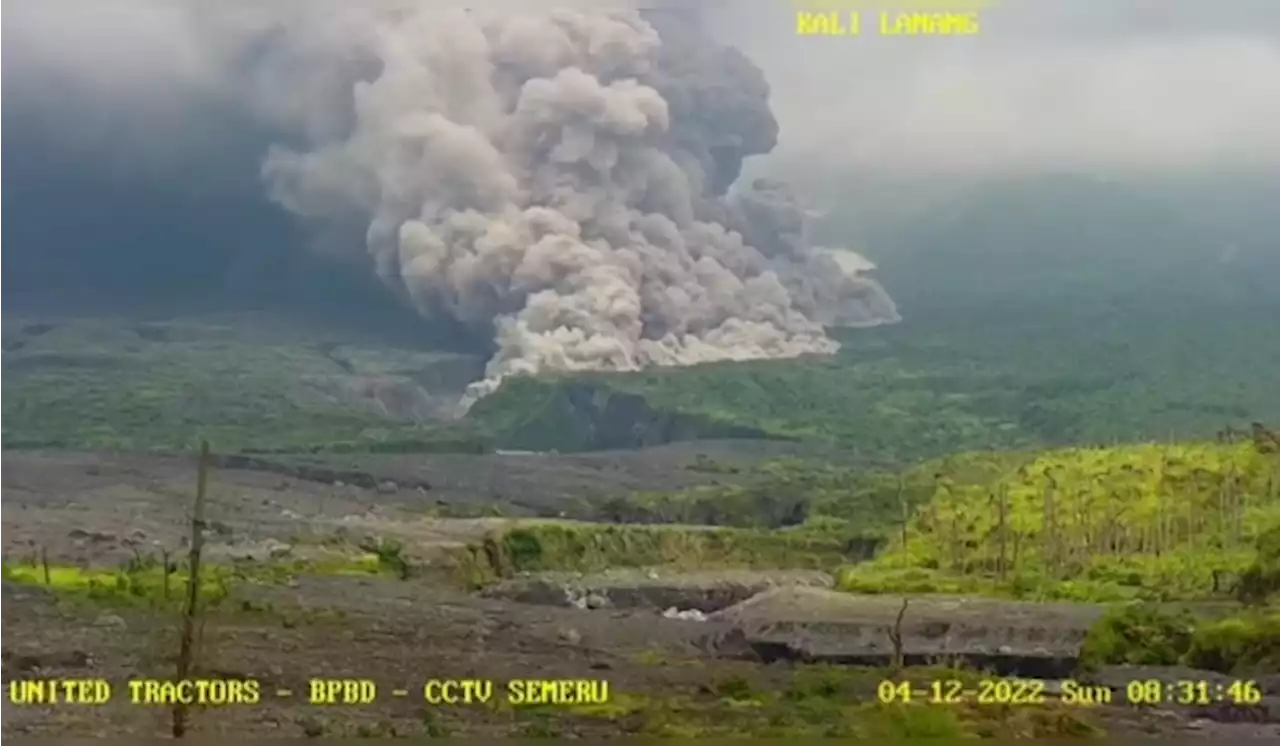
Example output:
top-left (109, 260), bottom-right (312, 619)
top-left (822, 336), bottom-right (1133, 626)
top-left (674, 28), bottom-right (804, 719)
top-left (1183, 612), bottom-right (1280, 674)
top-left (1078, 604), bottom-right (1195, 670)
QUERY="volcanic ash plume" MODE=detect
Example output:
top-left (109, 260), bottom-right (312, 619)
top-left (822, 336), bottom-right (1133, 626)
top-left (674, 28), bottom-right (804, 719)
top-left (256, 5), bottom-right (900, 411)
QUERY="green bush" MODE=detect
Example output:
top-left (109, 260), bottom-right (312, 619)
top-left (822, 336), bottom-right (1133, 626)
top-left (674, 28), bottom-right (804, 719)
top-left (1183, 612), bottom-right (1280, 674)
top-left (1078, 604), bottom-right (1195, 670)
top-left (1237, 523), bottom-right (1280, 605)
top-left (1080, 604), bottom-right (1280, 675)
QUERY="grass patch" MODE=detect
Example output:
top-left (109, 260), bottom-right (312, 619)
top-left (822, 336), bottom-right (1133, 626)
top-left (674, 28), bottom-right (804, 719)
top-left (231, 552), bottom-right (393, 583)
top-left (1, 562), bottom-right (233, 611)
top-left (1, 545), bottom-right (409, 612)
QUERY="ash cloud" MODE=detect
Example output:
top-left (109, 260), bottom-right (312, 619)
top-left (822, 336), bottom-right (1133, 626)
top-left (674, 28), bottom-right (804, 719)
top-left (3, 0), bottom-right (900, 409)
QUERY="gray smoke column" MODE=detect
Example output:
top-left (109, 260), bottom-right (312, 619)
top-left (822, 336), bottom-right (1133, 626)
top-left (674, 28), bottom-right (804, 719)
top-left (253, 3), bottom-right (899, 411)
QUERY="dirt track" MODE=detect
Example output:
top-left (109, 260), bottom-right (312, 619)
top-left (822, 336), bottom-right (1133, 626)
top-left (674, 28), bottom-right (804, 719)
top-left (3, 450), bottom-right (1277, 739)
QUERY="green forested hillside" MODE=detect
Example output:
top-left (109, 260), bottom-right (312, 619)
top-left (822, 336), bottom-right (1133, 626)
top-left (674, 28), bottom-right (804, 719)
top-left (838, 438), bottom-right (1280, 602)
top-left (471, 303), bottom-right (1280, 459)
top-left (1, 315), bottom-right (490, 453)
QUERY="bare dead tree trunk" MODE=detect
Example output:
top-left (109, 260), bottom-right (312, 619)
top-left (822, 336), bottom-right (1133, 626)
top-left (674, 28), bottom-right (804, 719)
top-left (161, 548), bottom-right (172, 601)
top-left (172, 440), bottom-right (211, 739)
top-left (897, 474), bottom-right (909, 552)
top-left (888, 597), bottom-right (910, 673)
top-left (996, 485), bottom-right (1008, 582)
top-left (1043, 470), bottom-right (1059, 577)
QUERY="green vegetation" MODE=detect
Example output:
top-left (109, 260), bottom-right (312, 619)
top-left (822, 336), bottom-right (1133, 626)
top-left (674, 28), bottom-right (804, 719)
top-left (0, 544), bottom-right (405, 611)
top-left (1080, 603), bottom-right (1280, 676)
top-left (7, 296), bottom-right (1278, 463)
top-left (836, 440), bottom-right (1280, 602)
top-left (599, 456), bottom-right (916, 533)
top-left (1238, 523), bottom-right (1280, 604)
top-left (454, 521), bottom-right (858, 588)
top-left (1079, 604), bottom-right (1197, 670)
top-left (1, 561), bottom-right (234, 611)
top-left (472, 304), bottom-right (1280, 458)
top-left (1184, 611), bottom-right (1280, 674)
top-left (467, 377), bottom-right (774, 453)
top-left (1, 316), bottom-right (488, 453)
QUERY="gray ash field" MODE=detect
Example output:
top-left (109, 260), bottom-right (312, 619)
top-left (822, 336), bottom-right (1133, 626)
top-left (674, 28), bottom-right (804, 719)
top-left (3, 449), bottom-right (1277, 740)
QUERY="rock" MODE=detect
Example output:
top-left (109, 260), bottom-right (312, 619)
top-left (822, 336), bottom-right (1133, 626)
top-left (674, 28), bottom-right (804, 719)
top-left (1189, 702), bottom-right (1276, 724)
top-left (61, 650), bottom-right (94, 668)
top-left (298, 716), bottom-right (326, 737)
top-left (280, 509), bottom-right (302, 520)
top-left (93, 614), bottom-right (126, 629)
top-left (70, 530), bottom-right (117, 543)
top-left (487, 569), bottom-right (834, 613)
top-left (209, 521), bottom-right (233, 536)
top-left (708, 587), bottom-right (1102, 675)
top-left (376, 480), bottom-right (399, 495)
top-left (333, 481), bottom-right (346, 488)
top-left (559, 627), bottom-right (582, 645)
top-left (663, 607), bottom-right (708, 622)
top-left (584, 593), bottom-right (611, 610)
top-left (9, 654), bottom-right (43, 672)
top-left (265, 540), bottom-right (293, 559)
top-left (130, 529), bottom-right (147, 541)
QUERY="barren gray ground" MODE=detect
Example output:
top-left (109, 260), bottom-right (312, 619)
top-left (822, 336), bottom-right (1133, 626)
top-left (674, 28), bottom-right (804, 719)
top-left (3, 450), bottom-right (1277, 740)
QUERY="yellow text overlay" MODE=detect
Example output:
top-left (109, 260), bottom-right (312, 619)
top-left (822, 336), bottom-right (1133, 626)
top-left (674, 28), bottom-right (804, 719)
top-left (7, 679), bottom-right (262, 705)
top-left (796, 11), bottom-right (981, 36)
top-left (8, 677), bottom-right (612, 707)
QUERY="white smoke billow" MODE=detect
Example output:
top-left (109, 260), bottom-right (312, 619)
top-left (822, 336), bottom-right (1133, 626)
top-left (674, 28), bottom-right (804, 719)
top-left (243, 3), bottom-right (900, 410)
